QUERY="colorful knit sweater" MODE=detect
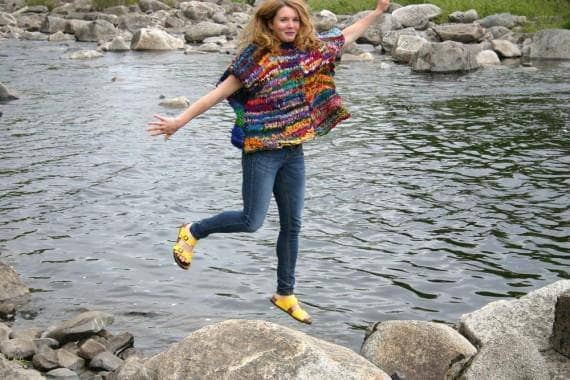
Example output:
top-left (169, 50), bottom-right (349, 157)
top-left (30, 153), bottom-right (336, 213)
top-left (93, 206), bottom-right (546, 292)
top-left (220, 28), bottom-right (351, 153)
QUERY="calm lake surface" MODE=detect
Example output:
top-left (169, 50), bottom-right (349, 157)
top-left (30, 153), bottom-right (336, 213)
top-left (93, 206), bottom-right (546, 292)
top-left (1, 39), bottom-right (569, 354)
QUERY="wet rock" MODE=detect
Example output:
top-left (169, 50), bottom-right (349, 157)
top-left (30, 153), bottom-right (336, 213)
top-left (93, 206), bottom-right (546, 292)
top-left (144, 319), bottom-right (391, 379)
top-left (131, 27), bottom-right (184, 50)
top-left (48, 31), bottom-right (76, 42)
top-left (90, 351), bottom-right (123, 371)
top-left (0, 322), bottom-right (11, 341)
top-left (0, 262), bottom-right (28, 301)
top-left (0, 354), bottom-right (45, 379)
top-left (33, 345), bottom-right (60, 371)
top-left (411, 40), bottom-right (480, 73)
top-left (56, 347), bottom-right (85, 371)
top-left (40, 15), bottom-right (67, 33)
top-left (159, 96), bottom-right (190, 108)
top-left (34, 337), bottom-right (60, 350)
top-left (78, 338), bottom-right (107, 360)
top-left (74, 19), bottom-right (116, 42)
top-left (551, 290), bottom-right (570, 357)
top-left (66, 49), bottom-right (104, 59)
top-left (528, 29), bottom-right (570, 60)
top-left (44, 310), bottom-right (114, 344)
top-left (46, 367), bottom-right (80, 379)
top-left (1, 338), bottom-right (37, 359)
top-left (459, 333), bottom-right (549, 379)
top-left (106, 332), bottom-right (134, 356)
top-left (361, 320), bottom-right (476, 380)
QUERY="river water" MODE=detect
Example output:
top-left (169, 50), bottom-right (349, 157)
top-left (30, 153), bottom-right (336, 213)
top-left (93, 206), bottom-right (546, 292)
top-left (1, 39), bottom-right (569, 354)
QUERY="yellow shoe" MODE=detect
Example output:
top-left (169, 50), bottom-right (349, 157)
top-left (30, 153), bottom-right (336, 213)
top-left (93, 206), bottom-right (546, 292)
top-left (271, 295), bottom-right (312, 325)
top-left (172, 224), bottom-right (197, 270)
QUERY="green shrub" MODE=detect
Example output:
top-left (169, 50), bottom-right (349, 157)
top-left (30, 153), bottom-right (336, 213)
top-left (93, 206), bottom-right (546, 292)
top-left (26, 0), bottom-right (58, 11)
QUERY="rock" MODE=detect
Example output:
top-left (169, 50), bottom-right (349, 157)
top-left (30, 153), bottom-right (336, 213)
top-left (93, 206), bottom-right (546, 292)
top-left (10, 327), bottom-right (43, 340)
top-left (477, 13), bottom-right (526, 29)
top-left (487, 26), bottom-right (511, 39)
top-left (45, 367), bottom-right (80, 379)
top-left (15, 13), bottom-right (44, 32)
top-left (66, 50), bottom-right (104, 59)
top-left (0, 12), bottom-right (17, 26)
top-left (0, 322), bottom-right (11, 340)
top-left (105, 35), bottom-right (130, 51)
top-left (392, 35), bottom-right (427, 63)
top-left (78, 338), bottom-right (107, 360)
top-left (48, 31), bottom-right (76, 42)
top-left (180, 1), bottom-right (223, 21)
top-left (21, 30), bottom-right (49, 40)
top-left (103, 5), bottom-right (130, 17)
top-left (184, 21), bottom-right (229, 43)
top-left (392, 4), bottom-right (441, 30)
top-left (107, 332), bottom-right (135, 355)
top-left (131, 27), bottom-right (184, 50)
top-left (528, 29), bottom-right (570, 60)
top-left (90, 351), bottom-right (123, 371)
top-left (491, 39), bottom-right (521, 58)
top-left (411, 41), bottom-right (480, 73)
top-left (0, 262), bottom-right (28, 302)
top-left (551, 290), bottom-right (570, 357)
top-left (460, 280), bottom-right (570, 350)
top-left (111, 355), bottom-right (152, 380)
top-left (74, 19), bottom-right (116, 42)
top-left (159, 96), bottom-right (190, 108)
top-left (361, 320), bottom-right (477, 380)
top-left (0, 354), bottom-right (45, 380)
top-left (33, 337), bottom-right (59, 350)
top-left (1, 338), bottom-right (37, 359)
top-left (381, 27), bottom-right (418, 52)
top-left (476, 50), bottom-right (501, 66)
top-left (341, 52), bottom-right (374, 62)
top-left (33, 345), bottom-right (60, 371)
top-left (459, 333), bottom-right (549, 379)
top-left (40, 15), bottom-right (67, 34)
top-left (313, 10), bottom-right (337, 33)
top-left (144, 320), bottom-right (391, 379)
top-left (44, 311), bottom-right (114, 344)
top-left (138, 0), bottom-right (170, 13)
top-left (117, 13), bottom-right (156, 34)
top-left (448, 9), bottom-right (479, 24)
top-left (56, 347), bottom-right (85, 371)
top-left (197, 42), bottom-right (222, 52)
top-left (432, 23), bottom-right (486, 43)
top-left (345, 11), bottom-right (398, 45)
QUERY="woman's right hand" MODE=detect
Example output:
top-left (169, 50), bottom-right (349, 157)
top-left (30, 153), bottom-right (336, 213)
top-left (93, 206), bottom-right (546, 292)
top-left (147, 114), bottom-right (181, 140)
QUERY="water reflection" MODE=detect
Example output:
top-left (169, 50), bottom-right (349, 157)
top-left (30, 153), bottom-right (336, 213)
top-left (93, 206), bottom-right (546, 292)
top-left (0, 40), bottom-right (568, 354)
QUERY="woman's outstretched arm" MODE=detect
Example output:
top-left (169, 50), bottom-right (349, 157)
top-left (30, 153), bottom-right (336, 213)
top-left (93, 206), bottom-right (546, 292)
top-left (342, 0), bottom-right (390, 46)
top-left (147, 74), bottom-right (243, 140)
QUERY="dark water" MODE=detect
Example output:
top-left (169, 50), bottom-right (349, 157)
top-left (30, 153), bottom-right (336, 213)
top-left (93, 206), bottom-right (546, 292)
top-left (1, 39), bottom-right (569, 354)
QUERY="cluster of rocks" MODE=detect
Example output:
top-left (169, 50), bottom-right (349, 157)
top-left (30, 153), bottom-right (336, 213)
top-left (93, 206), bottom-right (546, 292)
top-left (1, 260), bottom-right (569, 379)
top-left (1, 0), bottom-right (569, 72)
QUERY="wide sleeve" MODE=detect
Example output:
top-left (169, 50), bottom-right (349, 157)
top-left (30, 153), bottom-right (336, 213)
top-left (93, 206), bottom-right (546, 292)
top-left (317, 27), bottom-right (346, 63)
top-left (218, 44), bottom-right (262, 89)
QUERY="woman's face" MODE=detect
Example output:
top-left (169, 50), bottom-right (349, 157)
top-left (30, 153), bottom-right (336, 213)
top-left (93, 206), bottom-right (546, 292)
top-left (269, 6), bottom-right (301, 43)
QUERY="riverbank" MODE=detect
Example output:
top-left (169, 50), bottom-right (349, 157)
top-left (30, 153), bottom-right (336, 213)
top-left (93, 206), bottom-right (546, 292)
top-left (1, 261), bottom-right (569, 379)
top-left (0, 0), bottom-right (569, 77)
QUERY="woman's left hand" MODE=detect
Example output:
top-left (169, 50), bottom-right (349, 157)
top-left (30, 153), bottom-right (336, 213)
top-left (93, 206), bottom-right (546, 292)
top-left (376, 0), bottom-right (390, 12)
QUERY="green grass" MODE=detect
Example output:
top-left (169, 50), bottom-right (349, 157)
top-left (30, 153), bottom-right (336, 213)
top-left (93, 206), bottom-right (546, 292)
top-left (306, 0), bottom-right (570, 31)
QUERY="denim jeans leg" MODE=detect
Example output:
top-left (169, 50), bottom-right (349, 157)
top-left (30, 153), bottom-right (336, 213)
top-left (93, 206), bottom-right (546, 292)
top-left (273, 147), bottom-right (305, 295)
top-left (190, 150), bottom-right (278, 239)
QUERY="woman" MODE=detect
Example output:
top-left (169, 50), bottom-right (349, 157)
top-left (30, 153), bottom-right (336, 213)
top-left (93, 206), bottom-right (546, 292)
top-left (148, 0), bottom-right (390, 324)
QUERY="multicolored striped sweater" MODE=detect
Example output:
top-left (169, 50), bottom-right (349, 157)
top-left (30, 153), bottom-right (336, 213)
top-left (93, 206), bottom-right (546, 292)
top-left (220, 28), bottom-right (351, 153)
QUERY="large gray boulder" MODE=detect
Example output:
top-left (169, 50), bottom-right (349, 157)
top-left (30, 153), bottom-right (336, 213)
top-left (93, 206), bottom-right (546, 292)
top-left (184, 20), bottom-right (229, 43)
top-left (381, 27), bottom-right (418, 52)
top-left (432, 23), bottom-right (486, 43)
top-left (347, 11), bottom-right (398, 45)
top-left (528, 29), bottom-right (570, 60)
top-left (392, 4), bottom-right (441, 30)
top-left (361, 320), bottom-right (477, 380)
top-left (313, 9), bottom-right (337, 33)
top-left (459, 333), bottom-right (549, 380)
top-left (142, 320), bottom-right (391, 379)
top-left (0, 262), bottom-right (28, 303)
top-left (411, 40), bottom-right (480, 73)
top-left (180, 1), bottom-right (223, 21)
top-left (392, 35), bottom-right (427, 64)
top-left (477, 12), bottom-right (526, 29)
top-left (131, 28), bottom-right (184, 50)
top-left (448, 9), bottom-right (479, 24)
top-left (43, 310), bottom-right (114, 344)
top-left (491, 39), bottom-right (521, 58)
top-left (74, 18), bottom-right (116, 42)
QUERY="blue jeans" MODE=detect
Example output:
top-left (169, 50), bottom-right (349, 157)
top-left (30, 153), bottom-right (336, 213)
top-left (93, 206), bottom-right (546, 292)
top-left (190, 145), bottom-right (305, 296)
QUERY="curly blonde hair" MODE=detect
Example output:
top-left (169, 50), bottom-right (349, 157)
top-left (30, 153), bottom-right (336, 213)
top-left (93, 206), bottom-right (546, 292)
top-left (239, 0), bottom-right (322, 54)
